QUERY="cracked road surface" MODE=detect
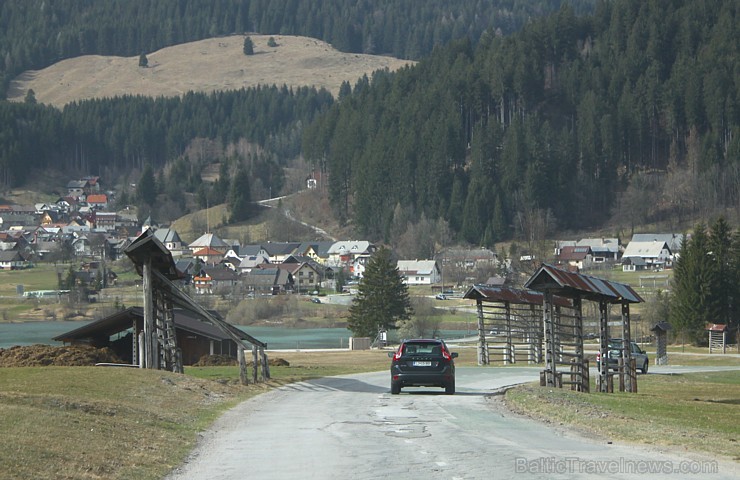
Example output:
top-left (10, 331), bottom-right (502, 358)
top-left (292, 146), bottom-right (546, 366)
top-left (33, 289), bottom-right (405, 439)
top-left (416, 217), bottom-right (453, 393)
top-left (166, 367), bottom-right (738, 479)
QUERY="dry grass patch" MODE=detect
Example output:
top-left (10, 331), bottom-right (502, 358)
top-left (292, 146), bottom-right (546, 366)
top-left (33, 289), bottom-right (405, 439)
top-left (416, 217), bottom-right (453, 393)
top-left (8, 35), bottom-right (414, 107)
top-left (0, 367), bottom-right (254, 480)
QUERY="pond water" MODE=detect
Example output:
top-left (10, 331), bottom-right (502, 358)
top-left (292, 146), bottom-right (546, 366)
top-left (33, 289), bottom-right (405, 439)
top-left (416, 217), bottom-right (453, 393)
top-left (0, 322), bottom-right (470, 350)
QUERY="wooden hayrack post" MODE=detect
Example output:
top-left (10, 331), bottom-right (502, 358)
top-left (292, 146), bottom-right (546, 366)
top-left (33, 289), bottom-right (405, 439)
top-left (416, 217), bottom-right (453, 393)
top-left (463, 285), bottom-right (569, 366)
top-left (651, 321), bottom-right (671, 365)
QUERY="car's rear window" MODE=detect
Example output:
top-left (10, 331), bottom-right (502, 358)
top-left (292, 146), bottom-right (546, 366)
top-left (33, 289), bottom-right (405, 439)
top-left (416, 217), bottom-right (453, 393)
top-left (402, 342), bottom-right (444, 355)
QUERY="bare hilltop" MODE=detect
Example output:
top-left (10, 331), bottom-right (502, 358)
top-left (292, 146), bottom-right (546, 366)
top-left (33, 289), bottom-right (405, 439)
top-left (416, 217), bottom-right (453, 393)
top-left (7, 34), bottom-right (414, 108)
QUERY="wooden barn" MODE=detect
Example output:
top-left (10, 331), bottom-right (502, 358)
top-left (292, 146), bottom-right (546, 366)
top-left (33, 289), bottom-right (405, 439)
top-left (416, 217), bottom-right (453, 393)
top-left (54, 306), bottom-right (251, 366)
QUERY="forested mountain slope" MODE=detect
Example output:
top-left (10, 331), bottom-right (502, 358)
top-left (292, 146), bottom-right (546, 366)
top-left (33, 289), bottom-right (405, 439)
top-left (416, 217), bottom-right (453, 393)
top-left (303, 0), bottom-right (739, 245)
top-left (0, 0), bottom-right (595, 229)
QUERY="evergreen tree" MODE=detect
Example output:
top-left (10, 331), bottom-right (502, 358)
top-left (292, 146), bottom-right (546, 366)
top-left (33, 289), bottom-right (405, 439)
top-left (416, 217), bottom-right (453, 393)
top-left (348, 247), bottom-right (413, 337)
top-left (137, 165), bottom-right (157, 206)
top-left (24, 89), bottom-right (37, 104)
top-left (670, 226), bottom-right (718, 344)
top-left (243, 36), bottom-right (254, 55)
top-left (138, 52), bottom-right (148, 67)
top-left (708, 217), bottom-right (734, 326)
top-left (228, 164), bottom-right (252, 223)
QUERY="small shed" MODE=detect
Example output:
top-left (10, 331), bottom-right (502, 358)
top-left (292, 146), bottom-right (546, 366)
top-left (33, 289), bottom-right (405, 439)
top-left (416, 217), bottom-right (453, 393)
top-left (707, 323), bottom-right (728, 354)
top-left (650, 321), bottom-right (671, 365)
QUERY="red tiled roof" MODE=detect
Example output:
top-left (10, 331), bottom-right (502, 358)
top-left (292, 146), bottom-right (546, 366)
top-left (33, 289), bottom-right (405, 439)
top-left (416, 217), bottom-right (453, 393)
top-left (193, 247), bottom-right (223, 256)
top-left (87, 194), bottom-right (108, 203)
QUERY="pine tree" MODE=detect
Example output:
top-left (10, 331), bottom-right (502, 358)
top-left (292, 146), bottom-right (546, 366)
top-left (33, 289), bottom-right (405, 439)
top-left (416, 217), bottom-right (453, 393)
top-left (670, 226), bottom-right (718, 344)
top-left (708, 217), bottom-right (734, 326)
top-left (138, 52), bottom-right (148, 67)
top-left (24, 89), bottom-right (36, 104)
top-left (137, 165), bottom-right (157, 206)
top-left (228, 165), bottom-right (252, 223)
top-left (243, 36), bottom-right (254, 55)
top-left (348, 247), bottom-right (413, 338)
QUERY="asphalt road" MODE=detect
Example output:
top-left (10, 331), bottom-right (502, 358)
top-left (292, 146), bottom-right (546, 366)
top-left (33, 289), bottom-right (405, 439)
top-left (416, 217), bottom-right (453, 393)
top-left (166, 366), bottom-right (739, 480)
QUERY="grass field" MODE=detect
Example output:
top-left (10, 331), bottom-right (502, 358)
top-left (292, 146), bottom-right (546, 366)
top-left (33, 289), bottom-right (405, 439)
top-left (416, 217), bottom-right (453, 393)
top-left (504, 371), bottom-right (740, 461)
top-left (1, 348), bottom-right (738, 479)
top-left (7, 34), bottom-right (414, 107)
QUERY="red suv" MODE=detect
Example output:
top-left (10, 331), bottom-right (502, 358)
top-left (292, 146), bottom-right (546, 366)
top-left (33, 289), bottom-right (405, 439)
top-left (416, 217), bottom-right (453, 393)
top-left (388, 339), bottom-right (458, 395)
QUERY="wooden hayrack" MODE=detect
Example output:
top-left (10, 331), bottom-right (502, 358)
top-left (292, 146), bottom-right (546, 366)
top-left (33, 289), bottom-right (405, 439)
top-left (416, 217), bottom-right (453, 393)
top-left (125, 229), bottom-right (269, 384)
top-left (525, 264), bottom-right (643, 394)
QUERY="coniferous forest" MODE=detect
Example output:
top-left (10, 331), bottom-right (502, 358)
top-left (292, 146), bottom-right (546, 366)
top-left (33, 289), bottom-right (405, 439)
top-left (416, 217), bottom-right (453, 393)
top-left (0, 0), bottom-right (738, 246)
top-left (304, 0), bottom-right (739, 244)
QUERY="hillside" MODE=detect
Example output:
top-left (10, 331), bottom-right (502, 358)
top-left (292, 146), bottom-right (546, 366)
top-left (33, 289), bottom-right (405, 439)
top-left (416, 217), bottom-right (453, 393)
top-left (7, 35), bottom-right (414, 107)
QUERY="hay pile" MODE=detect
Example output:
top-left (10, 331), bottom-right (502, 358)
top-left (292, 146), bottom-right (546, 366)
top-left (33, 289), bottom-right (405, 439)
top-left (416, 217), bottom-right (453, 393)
top-left (0, 344), bottom-right (124, 367)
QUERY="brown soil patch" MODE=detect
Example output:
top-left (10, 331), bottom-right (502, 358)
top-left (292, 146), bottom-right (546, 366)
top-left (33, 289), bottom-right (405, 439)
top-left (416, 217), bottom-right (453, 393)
top-left (0, 344), bottom-right (123, 367)
top-left (7, 35), bottom-right (414, 107)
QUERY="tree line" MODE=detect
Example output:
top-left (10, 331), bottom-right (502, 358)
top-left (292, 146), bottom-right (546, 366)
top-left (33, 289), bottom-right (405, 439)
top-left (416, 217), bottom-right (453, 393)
top-left (0, 86), bottom-right (333, 192)
top-left (0, 0), bottom-right (594, 96)
top-left (303, 0), bottom-right (739, 245)
top-left (670, 217), bottom-right (740, 344)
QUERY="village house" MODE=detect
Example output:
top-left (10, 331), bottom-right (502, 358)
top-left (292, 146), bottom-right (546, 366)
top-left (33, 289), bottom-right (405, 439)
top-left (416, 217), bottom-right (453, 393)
top-left (66, 180), bottom-right (87, 199)
top-left (152, 227), bottom-right (187, 256)
top-left (554, 245), bottom-right (593, 270)
top-left (0, 250), bottom-right (28, 269)
top-left (203, 266), bottom-right (239, 293)
top-left (295, 241), bottom-right (335, 265)
top-left (86, 193), bottom-right (109, 210)
top-left (397, 260), bottom-right (442, 285)
top-left (237, 254), bottom-right (270, 274)
top-left (557, 238), bottom-right (621, 264)
top-left (630, 233), bottom-right (685, 254)
top-left (241, 267), bottom-right (294, 295)
top-left (261, 242), bottom-right (302, 263)
top-left (188, 232), bottom-right (230, 256)
top-left (278, 256), bottom-right (323, 293)
top-left (621, 240), bottom-right (672, 270)
top-left (193, 271), bottom-right (213, 294)
top-left (327, 241), bottom-right (376, 275)
top-left (192, 246), bottom-right (225, 266)
top-left (93, 212), bottom-right (117, 231)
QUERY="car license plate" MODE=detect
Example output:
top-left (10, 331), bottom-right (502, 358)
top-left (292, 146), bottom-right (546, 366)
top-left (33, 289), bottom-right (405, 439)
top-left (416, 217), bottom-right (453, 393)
top-left (413, 361), bottom-right (432, 367)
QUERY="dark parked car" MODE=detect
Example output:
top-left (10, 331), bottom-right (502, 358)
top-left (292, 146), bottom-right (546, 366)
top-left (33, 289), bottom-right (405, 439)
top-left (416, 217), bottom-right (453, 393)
top-left (596, 338), bottom-right (649, 374)
top-left (388, 339), bottom-right (458, 395)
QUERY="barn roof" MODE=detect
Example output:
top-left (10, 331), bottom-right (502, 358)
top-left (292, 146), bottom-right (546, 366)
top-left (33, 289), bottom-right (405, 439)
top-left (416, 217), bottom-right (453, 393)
top-left (53, 307), bottom-right (249, 343)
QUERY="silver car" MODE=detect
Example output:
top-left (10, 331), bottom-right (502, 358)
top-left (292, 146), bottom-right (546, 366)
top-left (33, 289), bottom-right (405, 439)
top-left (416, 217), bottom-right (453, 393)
top-left (596, 339), bottom-right (649, 374)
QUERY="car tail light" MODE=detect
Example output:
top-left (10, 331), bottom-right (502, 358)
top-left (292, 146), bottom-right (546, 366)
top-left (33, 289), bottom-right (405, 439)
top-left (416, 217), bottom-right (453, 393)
top-left (393, 347), bottom-right (403, 361)
top-left (442, 349), bottom-right (451, 361)
top-left (596, 352), bottom-right (601, 362)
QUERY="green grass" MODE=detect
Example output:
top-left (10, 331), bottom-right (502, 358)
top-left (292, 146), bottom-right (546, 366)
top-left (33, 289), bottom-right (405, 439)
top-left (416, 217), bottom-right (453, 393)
top-left (0, 264), bottom-right (63, 295)
top-left (505, 371), bottom-right (740, 461)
